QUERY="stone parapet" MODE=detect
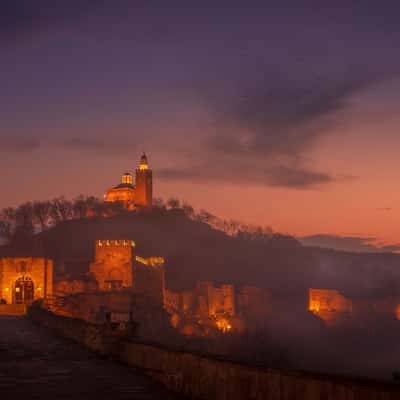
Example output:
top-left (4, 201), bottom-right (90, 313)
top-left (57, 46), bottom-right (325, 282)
top-left (28, 305), bottom-right (400, 400)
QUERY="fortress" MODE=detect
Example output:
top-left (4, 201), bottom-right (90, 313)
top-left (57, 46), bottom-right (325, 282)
top-left (51, 239), bottom-right (270, 335)
top-left (1, 151), bottom-right (400, 335)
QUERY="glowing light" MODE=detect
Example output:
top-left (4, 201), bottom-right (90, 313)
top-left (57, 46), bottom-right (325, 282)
top-left (135, 256), bottom-right (164, 266)
top-left (309, 301), bottom-right (320, 313)
top-left (122, 173), bottom-right (133, 185)
top-left (215, 318), bottom-right (232, 333)
top-left (396, 305), bottom-right (400, 320)
top-left (5, 288), bottom-right (9, 292)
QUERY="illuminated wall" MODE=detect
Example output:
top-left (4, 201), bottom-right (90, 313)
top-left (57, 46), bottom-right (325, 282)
top-left (133, 255), bottom-right (165, 305)
top-left (54, 279), bottom-right (98, 296)
top-left (309, 288), bottom-right (353, 314)
top-left (0, 257), bottom-right (53, 304)
top-left (206, 283), bottom-right (235, 317)
top-left (89, 240), bottom-right (135, 291)
top-left (164, 282), bottom-right (269, 335)
top-left (104, 186), bottom-right (136, 209)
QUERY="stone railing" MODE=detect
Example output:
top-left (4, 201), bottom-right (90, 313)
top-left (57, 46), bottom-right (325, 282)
top-left (27, 304), bottom-right (120, 355)
top-left (28, 305), bottom-right (400, 400)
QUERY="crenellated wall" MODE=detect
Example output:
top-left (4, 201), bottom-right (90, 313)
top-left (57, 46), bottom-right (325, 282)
top-left (89, 240), bottom-right (135, 290)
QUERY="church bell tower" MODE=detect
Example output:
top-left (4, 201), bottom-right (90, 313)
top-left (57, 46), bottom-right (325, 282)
top-left (135, 153), bottom-right (153, 207)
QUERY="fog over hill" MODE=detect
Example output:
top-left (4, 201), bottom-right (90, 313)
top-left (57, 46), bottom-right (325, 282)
top-left (301, 234), bottom-right (400, 254)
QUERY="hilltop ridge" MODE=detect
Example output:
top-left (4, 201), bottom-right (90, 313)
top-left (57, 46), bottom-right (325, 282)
top-left (2, 206), bottom-right (400, 298)
top-left (0, 207), bottom-right (312, 295)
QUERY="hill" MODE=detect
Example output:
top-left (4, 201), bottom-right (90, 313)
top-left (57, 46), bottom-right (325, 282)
top-left (0, 208), bottom-right (314, 296)
top-left (1, 207), bottom-right (400, 299)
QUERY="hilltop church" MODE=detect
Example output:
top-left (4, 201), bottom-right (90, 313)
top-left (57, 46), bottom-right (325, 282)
top-left (104, 153), bottom-right (153, 210)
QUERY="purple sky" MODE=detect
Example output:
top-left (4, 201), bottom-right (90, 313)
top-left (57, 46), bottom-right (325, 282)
top-left (1, 1), bottom-right (400, 245)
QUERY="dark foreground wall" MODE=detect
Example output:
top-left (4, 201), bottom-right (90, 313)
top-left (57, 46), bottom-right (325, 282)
top-left (29, 306), bottom-right (400, 400)
top-left (28, 305), bottom-right (117, 355)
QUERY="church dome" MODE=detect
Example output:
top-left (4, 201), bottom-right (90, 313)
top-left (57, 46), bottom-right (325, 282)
top-left (121, 172), bottom-right (133, 185)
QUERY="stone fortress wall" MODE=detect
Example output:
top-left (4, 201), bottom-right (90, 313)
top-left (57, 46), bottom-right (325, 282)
top-left (0, 257), bottom-right (53, 307)
top-left (89, 240), bottom-right (135, 291)
top-left (28, 305), bottom-right (400, 400)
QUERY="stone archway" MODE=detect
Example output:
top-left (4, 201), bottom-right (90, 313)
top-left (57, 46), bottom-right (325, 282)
top-left (14, 276), bottom-right (34, 304)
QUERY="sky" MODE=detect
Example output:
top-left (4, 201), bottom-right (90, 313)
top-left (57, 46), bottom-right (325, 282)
top-left (1, 1), bottom-right (400, 248)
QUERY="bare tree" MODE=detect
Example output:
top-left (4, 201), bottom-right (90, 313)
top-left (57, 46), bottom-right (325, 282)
top-left (0, 207), bottom-right (16, 240)
top-left (166, 197), bottom-right (181, 209)
top-left (182, 201), bottom-right (194, 218)
top-left (153, 197), bottom-right (166, 209)
top-left (15, 202), bottom-right (34, 236)
top-left (225, 219), bottom-right (241, 236)
top-left (72, 195), bottom-right (86, 219)
top-left (33, 200), bottom-right (51, 231)
top-left (50, 197), bottom-right (73, 224)
top-left (105, 200), bottom-right (127, 217)
top-left (92, 198), bottom-right (107, 217)
top-left (196, 210), bottom-right (217, 225)
top-left (0, 220), bottom-right (12, 242)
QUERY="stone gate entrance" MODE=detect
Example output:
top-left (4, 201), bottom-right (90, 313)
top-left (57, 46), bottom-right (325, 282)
top-left (15, 276), bottom-right (34, 304)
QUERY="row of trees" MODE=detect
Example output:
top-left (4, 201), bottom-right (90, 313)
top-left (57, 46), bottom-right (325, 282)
top-left (153, 197), bottom-right (274, 240)
top-left (0, 196), bottom-right (123, 243)
top-left (0, 195), bottom-right (275, 245)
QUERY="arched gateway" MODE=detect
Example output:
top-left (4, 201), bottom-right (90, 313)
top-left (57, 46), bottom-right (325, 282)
top-left (0, 258), bottom-right (53, 309)
top-left (14, 276), bottom-right (34, 304)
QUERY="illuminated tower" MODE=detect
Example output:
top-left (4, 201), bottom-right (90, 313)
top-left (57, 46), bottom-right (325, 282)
top-left (135, 153), bottom-right (153, 207)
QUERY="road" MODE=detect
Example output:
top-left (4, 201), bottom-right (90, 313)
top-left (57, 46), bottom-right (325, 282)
top-left (0, 316), bottom-right (183, 399)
